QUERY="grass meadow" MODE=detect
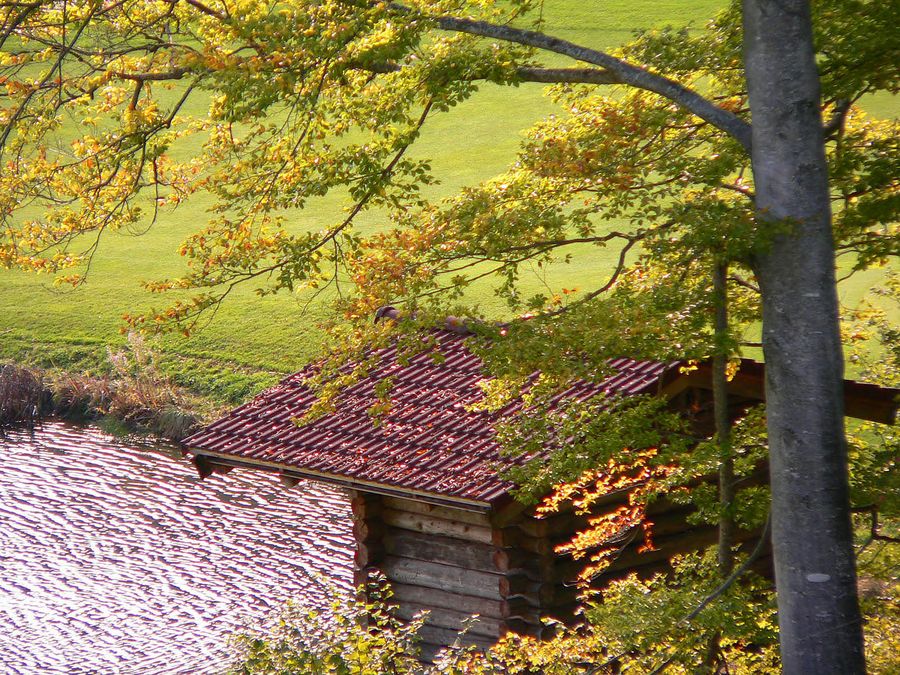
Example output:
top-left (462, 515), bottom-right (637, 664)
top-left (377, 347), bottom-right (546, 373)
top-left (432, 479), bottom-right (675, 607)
top-left (0, 0), bottom-right (895, 404)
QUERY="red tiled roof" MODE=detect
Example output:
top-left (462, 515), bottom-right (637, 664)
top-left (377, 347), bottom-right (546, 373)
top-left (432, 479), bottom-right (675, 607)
top-left (184, 329), bottom-right (674, 507)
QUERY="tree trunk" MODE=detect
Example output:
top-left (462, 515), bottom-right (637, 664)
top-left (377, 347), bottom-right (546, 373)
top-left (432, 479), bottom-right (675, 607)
top-left (742, 1), bottom-right (865, 672)
top-left (712, 263), bottom-right (735, 578)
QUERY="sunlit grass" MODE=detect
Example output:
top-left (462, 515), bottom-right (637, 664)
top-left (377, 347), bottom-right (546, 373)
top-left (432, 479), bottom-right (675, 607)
top-left (0, 0), bottom-right (895, 402)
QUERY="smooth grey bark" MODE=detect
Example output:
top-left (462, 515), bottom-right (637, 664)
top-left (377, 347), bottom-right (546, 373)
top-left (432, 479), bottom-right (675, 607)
top-left (743, 1), bottom-right (865, 672)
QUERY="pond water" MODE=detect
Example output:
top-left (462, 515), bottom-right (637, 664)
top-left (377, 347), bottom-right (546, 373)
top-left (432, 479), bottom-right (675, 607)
top-left (0, 421), bottom-right (353, 674)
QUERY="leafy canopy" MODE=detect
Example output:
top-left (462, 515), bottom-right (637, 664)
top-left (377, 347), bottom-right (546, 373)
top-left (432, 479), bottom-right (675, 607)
top-left (1, 0), bottom-right (894, 341)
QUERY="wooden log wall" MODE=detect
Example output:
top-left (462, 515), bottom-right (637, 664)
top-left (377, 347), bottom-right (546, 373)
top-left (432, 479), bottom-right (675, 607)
top-left (347, 471), bottom-right (771, 660)
top-left (348, 490), bottom-right (590, 661)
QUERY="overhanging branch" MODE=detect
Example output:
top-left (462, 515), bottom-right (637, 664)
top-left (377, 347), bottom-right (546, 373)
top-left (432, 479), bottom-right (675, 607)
top-left (516, 66), bottom-right (620, 85)
top-left (112, 67), bottom-right (192, 82)
top-left (350, 59), bottom-right (621, 85)
top-left (823, 99), bottom-right (850, 138)
top-left (393, 9), bottom-right (752, 150)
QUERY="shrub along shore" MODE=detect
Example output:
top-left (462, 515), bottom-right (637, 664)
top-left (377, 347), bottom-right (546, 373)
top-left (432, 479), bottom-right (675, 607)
top-left (0, 336), bottom-right (207, 442)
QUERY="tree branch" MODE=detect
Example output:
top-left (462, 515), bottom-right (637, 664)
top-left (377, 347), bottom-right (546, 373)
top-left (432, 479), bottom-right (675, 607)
top-left (390, 7), bottom-right (752, 150)
top-left (177, 0), bottom-right (226, 21)
top-left (823, 99), bottom-right (850, 138)
top-left (0, 3), bottom-right (97, 160)
top-left (729, 273), bottom-right (760, 293)
top-left (113, 66), bottom-right (192, 82)
top-left (685, 513), bottom-right (771, 623)
top-left (0, 1), bottom-right (41, 51)
top-left (853, 505), bottom-right (900, 556)
top-left (631, 514), bottom-right (773, 675)
top-left (516, 66), bottom-right (620, 85)
top-left (350, 59), bottom-right (621, 85)
top-left (719, 181), bottom-right (755, 201)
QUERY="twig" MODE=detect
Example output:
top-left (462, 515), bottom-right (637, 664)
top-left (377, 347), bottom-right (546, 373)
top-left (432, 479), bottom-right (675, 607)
top-left (684, 512), bottom-right (771, 622)
top-left (728, 273), bottom-right (760, 294)
top-left (854, 505), bottom-right (900, 557)
top-left (588, 514), bottom-right (772, 674)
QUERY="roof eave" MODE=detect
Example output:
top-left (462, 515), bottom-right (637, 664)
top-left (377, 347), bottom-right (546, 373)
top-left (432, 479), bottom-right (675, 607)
top-left (186, 448), bottom-right (495, 514)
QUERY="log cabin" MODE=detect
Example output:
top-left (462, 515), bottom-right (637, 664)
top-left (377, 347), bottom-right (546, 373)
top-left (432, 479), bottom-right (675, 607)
top-left (182, 309), bottom-right (898, 660)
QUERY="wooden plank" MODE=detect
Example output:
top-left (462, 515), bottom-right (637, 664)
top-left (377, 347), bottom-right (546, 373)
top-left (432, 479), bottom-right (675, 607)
top-left (419, 641), bottom-right (446, 664)
top-left (419, 640), bottom-right (492, 664)
top-left (388, 583), bottom-right (540, 623)
top-left (492, 528), bottom-right (555, 555)
top-left (354, 541), bottom-right (385, 568)
top-left (596, 557), bottom-right (673, 586)
top-left (492, 549), bottom-right (583, 583)
top-left (493, 547), bottom-right (555, 572)
top-left (394, 603), bottom-right (502, 638)
top-left (491, 489), bottom-right (631, 529)
top-left (513, 511), bottom-right (593, 538)
top-left (348, 491), bottom-right (383, 520)
top-left (501, 573), bottom-right (546, 603)
top-left (497, 503), bottom-right (752, 564)
top-left (417, 625), bottom-right (496, 651)
top-left (381, 556), bottom-right (503, 599)
top-left (489, 498), bottom-right (531, 529)
top-left (500, 599), bottom-right (542, 625)
top-left (382, 497), bottom-right (492, 528)
top-left (505, 498), bottom-right (695, 541)
top-left (599, 542), bottom-right (768, 586)
top-left (601, 525), bottom-right (762, 574)
top-left (505, 618), bottom-right (544, 636)
top-left (353, 518), bottom-right (384, 542)
top-left (667, 363), bottom-right (899, 424)
top-left (391, 583), bottom-right (506, 618)
top-left (382, 508), bottom-right (494, 544)
top-left (499, 575), bottom-right (579, 607)
top-left (501, 575), bottom-right (551, 605)
top-left (384, 528), bottom-right (498, 572)
top-left (398, 598), bottom-right (561, 636)
top-left (644, 507), bottom-right (698, 536)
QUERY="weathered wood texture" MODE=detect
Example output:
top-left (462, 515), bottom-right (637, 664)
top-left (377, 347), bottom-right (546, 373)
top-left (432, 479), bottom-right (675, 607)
top-left (353, 482), bottom-right (770, 660)
top-left (385, 529), bottom-right (497, 572)
top-left (349, 490), bottom-right (386, 588)
top-left (390, 583), bottom-right (540, 623)
top-left (394, 603), bottom-right (506, 638)
top-left (355, 492), bottom-right (587, 653)
top-left (381, 507), bottom-right (494, 544)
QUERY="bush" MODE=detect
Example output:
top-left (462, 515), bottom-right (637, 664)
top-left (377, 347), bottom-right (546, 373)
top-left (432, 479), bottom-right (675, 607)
top-left (230, 582), bottom-right (426, 675)
top-left (3, 334), bottom-right (203, 441)
top-left (229, 577), bottom-right (613, 675)
top-left (50, 371), bottom-right (114, 420)
top-left (0, 363), bottom-right (46, 424)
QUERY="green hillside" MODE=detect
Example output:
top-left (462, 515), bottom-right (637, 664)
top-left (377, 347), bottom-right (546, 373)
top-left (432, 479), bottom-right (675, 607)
top-left (0, 0), bottom-right (894, 403)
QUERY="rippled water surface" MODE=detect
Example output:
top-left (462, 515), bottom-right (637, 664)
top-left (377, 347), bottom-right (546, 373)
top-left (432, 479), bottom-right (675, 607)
top-left (0, 421), bottom-right (353, 674)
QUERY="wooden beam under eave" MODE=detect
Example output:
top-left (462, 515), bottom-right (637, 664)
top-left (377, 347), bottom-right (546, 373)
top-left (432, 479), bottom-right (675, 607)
top-left (660, 360), bottom-right (899, 424)
top-left (191, 454), bottom-right (234, 478)
top-left (182, 451), bottom-right (494, 513)
top-left (842, 381), bottom-right (899, 424)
